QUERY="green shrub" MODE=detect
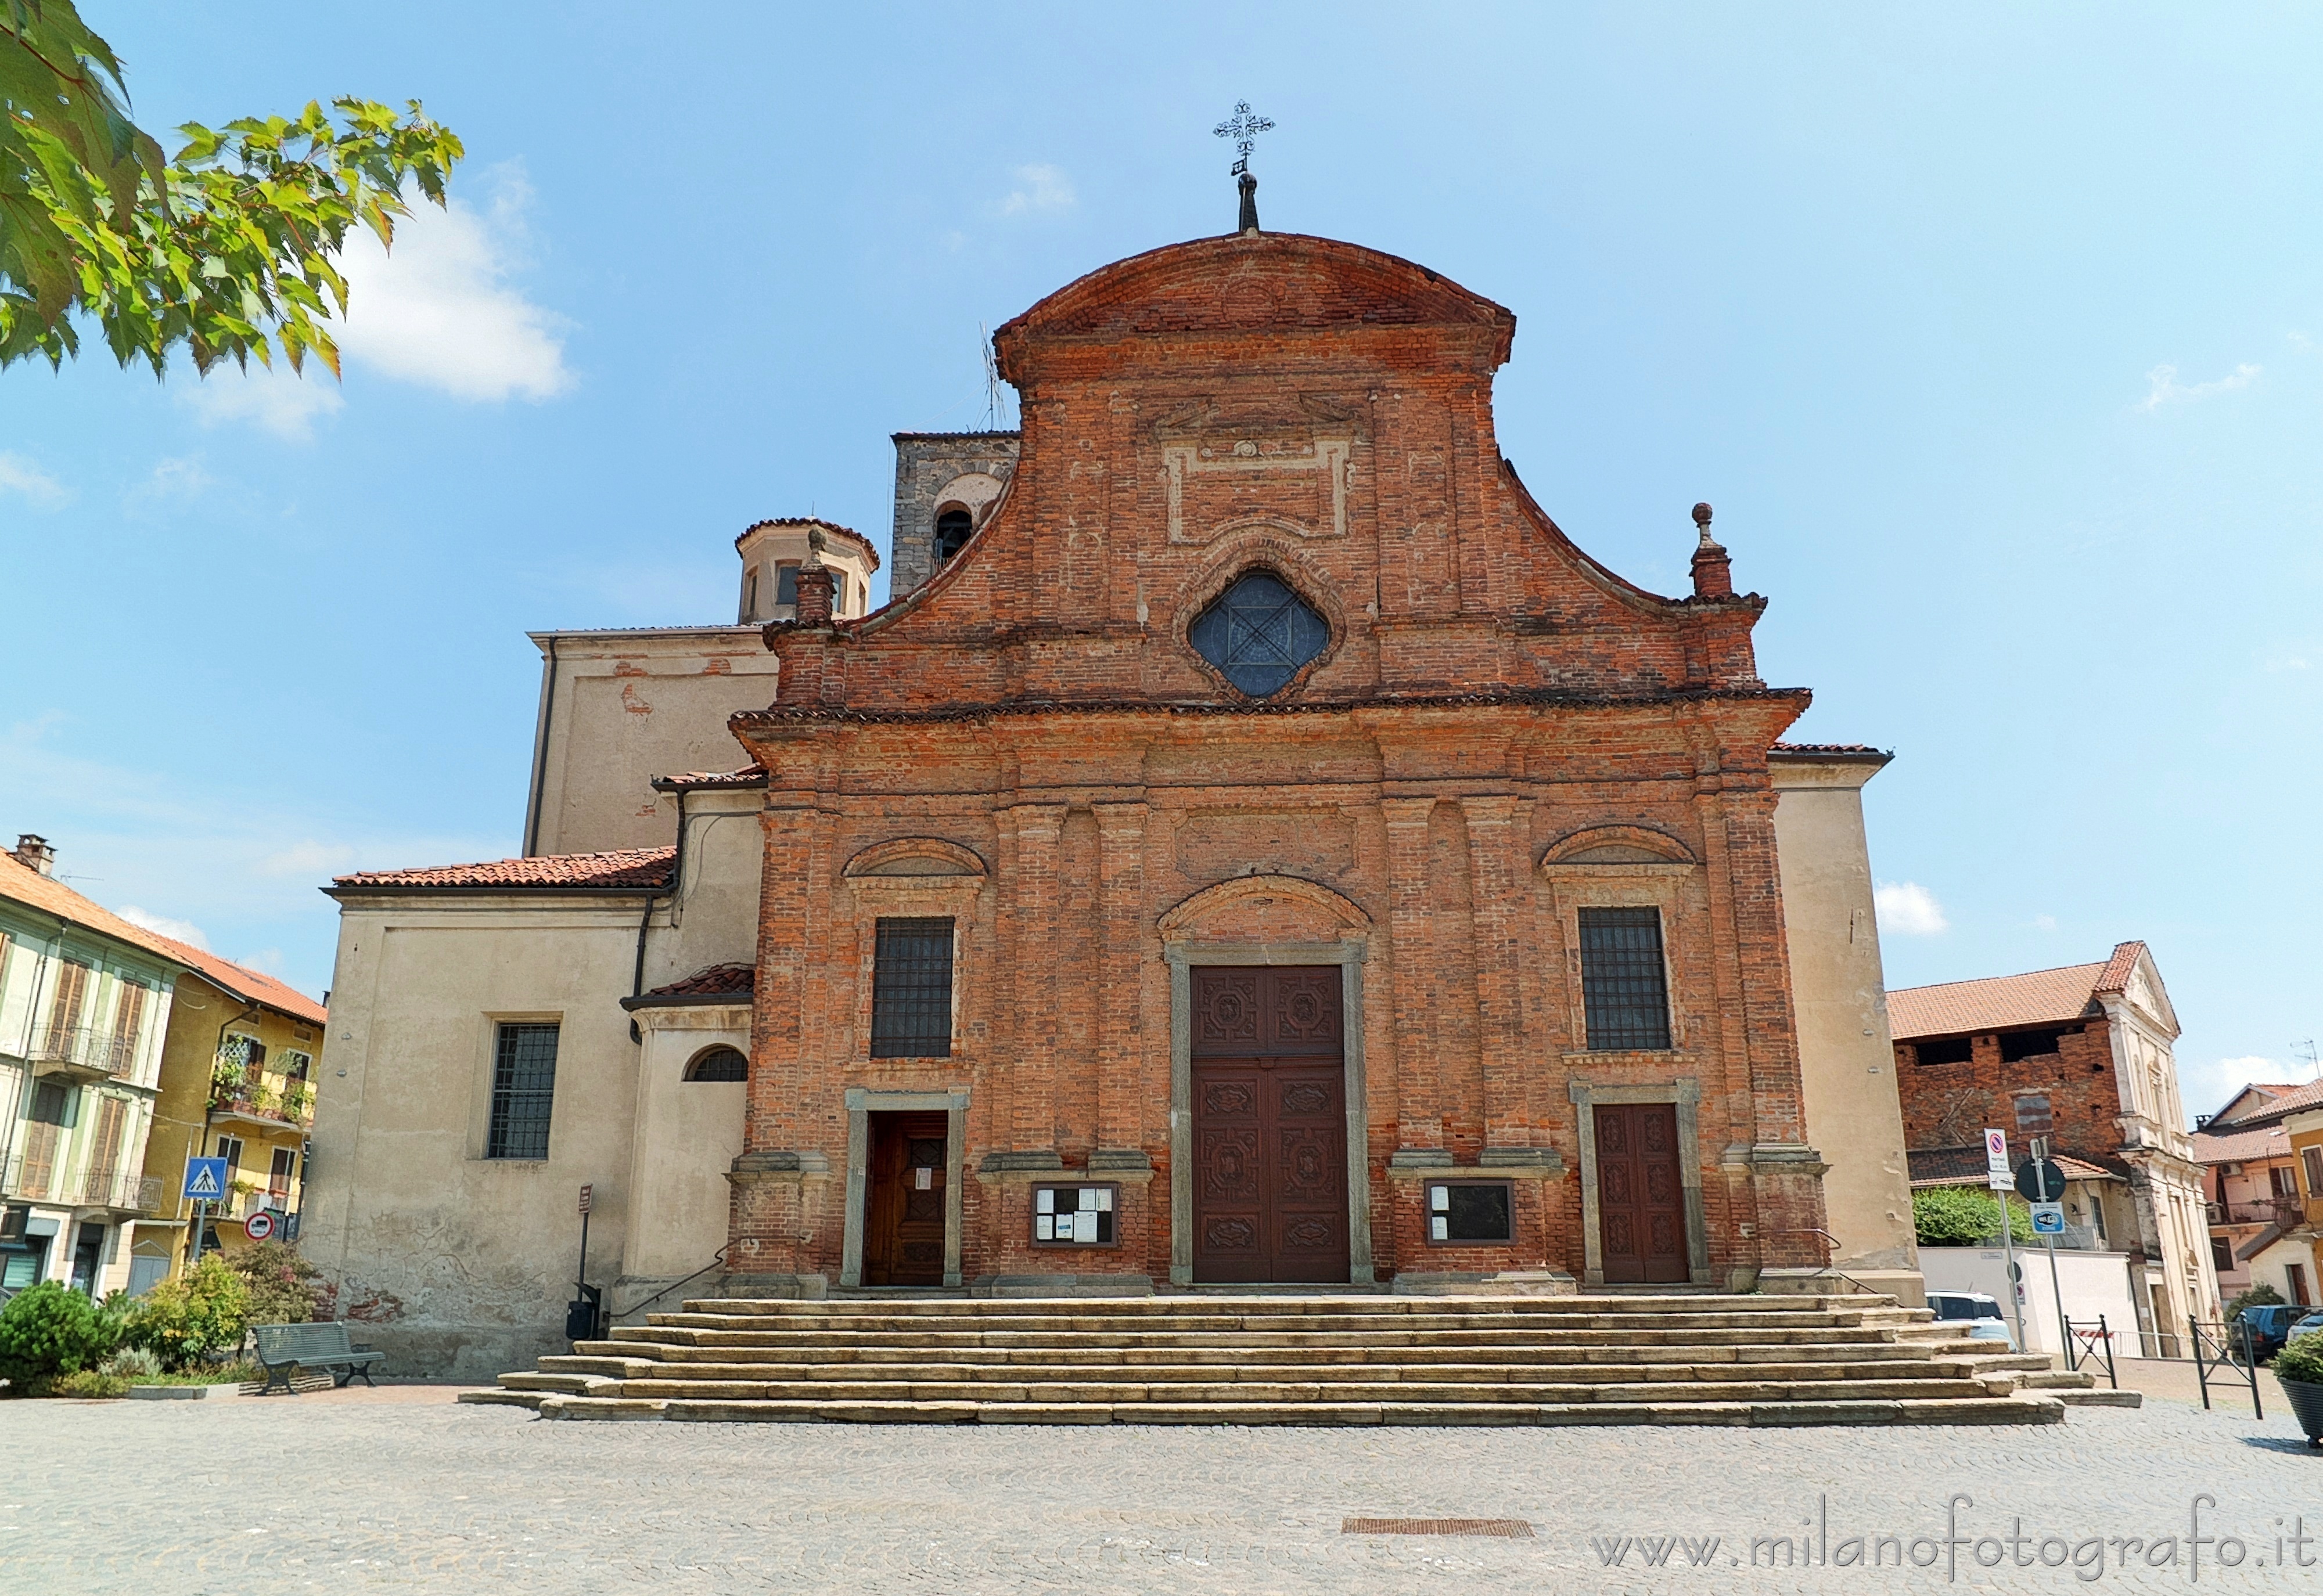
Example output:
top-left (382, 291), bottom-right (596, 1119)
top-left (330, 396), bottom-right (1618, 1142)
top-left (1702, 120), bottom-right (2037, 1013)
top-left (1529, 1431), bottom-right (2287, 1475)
top-left (1912, 1186), bottom-right (2034, 1246)
top-left (46, 1368), bottom-right (130, 1398)
top-left (2274, 1330), bottom-right (2323, 1385)
top-left (2227, 1283), bottom-right (2286, 1318)
top-left (127, 1256), bottom-right (250, 1370)
top-left (226, 1241), bottom-right (321, 1326)
top-left (0, 1281), bottom-right (127, 1388)
top-left (102, 1345), bottom-right (161, 1379)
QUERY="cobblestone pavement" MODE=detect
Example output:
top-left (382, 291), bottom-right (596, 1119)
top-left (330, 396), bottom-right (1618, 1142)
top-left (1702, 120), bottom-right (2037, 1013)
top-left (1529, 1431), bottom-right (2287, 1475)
top-left (8, 1385), bottom-right (2323, 1594)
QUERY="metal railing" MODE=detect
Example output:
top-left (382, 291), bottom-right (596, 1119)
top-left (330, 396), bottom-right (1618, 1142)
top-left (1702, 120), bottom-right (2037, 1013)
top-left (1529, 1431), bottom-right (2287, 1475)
top-left (26, 1024), bottom-right (134, 1076)
top-left (2061, 1314), bottom-right (2121, 1389)
top-left (2192, 1319), bottom-right (2263, 1418)
top-left (2215, 1199), bottom-right (2303, 1227)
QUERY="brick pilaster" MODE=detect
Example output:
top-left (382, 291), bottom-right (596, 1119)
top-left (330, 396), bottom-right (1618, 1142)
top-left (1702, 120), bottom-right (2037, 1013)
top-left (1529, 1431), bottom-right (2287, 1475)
top-left (1094, 801), bottom-right (1147, 1156)
top-left (1007, 802), bottom-right (1067, 1153)
top-left (1459, 795), bottom-right (1530, 1151)
top-left (1381, 797), bottom-right (1441, 1152)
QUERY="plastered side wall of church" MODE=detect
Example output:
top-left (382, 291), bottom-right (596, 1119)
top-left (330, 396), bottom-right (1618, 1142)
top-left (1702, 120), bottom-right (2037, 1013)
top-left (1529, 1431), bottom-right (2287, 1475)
top-left (1768, 755), bottom-right (1920, 1288)
top-left (524, 629), bottom-right (779, 857)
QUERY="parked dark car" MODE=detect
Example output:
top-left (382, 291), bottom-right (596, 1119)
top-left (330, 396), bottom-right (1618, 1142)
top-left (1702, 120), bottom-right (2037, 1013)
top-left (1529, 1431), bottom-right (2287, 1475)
top-left (2234, 1303), bottom-right (2306, 1362)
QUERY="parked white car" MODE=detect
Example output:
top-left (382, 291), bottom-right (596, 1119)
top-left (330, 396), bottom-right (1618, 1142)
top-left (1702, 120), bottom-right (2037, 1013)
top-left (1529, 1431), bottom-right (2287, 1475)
top-left (1927, 1290), bottom-right (2018, 1349)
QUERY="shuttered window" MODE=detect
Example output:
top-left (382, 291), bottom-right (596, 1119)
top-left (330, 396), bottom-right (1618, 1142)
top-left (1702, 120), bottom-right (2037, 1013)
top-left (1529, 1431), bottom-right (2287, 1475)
top-left (871, 918), bottom-right (954, 1058)
top-left (486, 1023), bottom-right (560, 1159)
top-left (2303, 1147), bottom-right (2323, 1201)
top-left (1577, 907), bottom-right (1673, 1051)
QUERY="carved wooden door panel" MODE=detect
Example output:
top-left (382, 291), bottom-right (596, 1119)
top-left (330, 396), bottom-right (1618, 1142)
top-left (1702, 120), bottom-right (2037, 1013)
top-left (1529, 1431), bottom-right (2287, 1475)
top-left (864, 1111), bottom-right (948, 1287)
top-left (1594, 1103), bottom-right (1688, 1284)
top-left (1191, 967), bottom-right (1349, 1284)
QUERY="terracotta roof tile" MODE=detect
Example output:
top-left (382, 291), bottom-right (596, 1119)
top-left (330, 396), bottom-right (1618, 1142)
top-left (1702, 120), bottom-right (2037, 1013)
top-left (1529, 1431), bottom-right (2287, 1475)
top-left (634, 963), bottom-right (754, 1003)
top-left (1887, 962), bottom-right (2109, 1040)
top-left (1907, 1145), bottom-right (2121, 1187)
top-left (2192, 1122), bottom-right (2292, 1166)
top-left (2093, 940), bottom-right (2148, 995)
top-left (0, 851), bottom-right (196, 970)
top-left (1768, 741), bottom-right (1890, 756)
top-left (332, 848), bottom-right (675, 892)
top-left (2210, 1079), bottom-right (2323, 1132)
top-left (138, 931), bottom-right (326, 1027)
top-left (651, 765), bottom-right (767, 792)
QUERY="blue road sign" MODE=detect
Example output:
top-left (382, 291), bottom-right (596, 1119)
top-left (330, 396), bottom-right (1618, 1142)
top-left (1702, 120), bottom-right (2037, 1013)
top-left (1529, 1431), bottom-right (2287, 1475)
top-left (2030, 1201), bottom-right (2067, 1235)
top-left (183, 1157), bottom-right (228, 1201)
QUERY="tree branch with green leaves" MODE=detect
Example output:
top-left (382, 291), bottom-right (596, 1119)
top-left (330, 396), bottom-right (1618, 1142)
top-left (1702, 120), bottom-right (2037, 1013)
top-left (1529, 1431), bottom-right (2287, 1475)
top-left (2, 0), bottom-right (462, 376)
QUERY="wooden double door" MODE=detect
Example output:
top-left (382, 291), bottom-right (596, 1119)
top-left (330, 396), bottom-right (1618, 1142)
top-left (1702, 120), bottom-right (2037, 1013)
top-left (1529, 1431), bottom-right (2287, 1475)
top-left (863, 1111), bottom-right (948, 1287)
top-left (1191, 966), bottom-right (1351, 1284)
top-left (1594, 1103), bottom-right (1689, 1284)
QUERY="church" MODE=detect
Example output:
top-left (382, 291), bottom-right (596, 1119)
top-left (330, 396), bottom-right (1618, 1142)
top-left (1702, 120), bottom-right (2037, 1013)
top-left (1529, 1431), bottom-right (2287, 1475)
top-left (304, 203), bottom-right (1919, 1378)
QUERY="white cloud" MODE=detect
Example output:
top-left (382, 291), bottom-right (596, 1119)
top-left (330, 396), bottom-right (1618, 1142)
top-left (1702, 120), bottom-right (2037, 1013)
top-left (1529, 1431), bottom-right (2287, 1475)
top-left (114, 905), bottom-right (210, 950)
top-left (2138, 361), bottom-right (2260, 411)
top-left (185, 363), bottom-right (346, 441)
top-left (124, 454), bottom-right (217, 514)
top-left (2031, 913), bottom-right (2058, 932)
top-left (1001, 164), bottom-right (1076, 215)
top-left (258, 841), bottom-right (359, 879)
top-left (2182, 1055), bottom-right (2296, 1126)
top-left (331, 165), bottom-right (574, 402)
top-left (1873, 880), bottom-right (1949, 936)
top-left (237, 947), bottom-right (286, 976)
top-left (0, 451), bottom-right (70, 509)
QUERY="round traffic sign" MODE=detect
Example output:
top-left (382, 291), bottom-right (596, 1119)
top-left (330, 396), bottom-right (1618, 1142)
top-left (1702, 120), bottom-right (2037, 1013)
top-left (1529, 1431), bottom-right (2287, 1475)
top-left (244, 1209), bottom-right (275, 1241)
top-left (2015, 1158), bottom-right (2068, 1202)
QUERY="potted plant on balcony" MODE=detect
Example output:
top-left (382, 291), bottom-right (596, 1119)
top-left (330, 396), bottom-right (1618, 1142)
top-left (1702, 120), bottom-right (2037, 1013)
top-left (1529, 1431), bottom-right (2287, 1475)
top-left (2271, 1330), bottom-right (2323, 1446)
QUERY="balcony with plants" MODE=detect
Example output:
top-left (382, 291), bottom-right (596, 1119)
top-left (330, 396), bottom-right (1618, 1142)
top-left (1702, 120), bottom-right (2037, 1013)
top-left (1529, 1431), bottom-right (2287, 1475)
top-left (208, 1042), bottom-right (316, 1132)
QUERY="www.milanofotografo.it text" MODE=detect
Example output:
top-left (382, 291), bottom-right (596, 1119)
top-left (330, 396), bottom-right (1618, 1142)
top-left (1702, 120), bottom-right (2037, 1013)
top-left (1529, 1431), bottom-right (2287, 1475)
top-left (1587, 1496), bottom-right (2318, 1580)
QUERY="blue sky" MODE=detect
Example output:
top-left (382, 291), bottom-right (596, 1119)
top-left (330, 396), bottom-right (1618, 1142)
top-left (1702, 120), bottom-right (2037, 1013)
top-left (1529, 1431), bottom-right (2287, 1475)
top-left (2, 4), bottom-right (2315, 1120)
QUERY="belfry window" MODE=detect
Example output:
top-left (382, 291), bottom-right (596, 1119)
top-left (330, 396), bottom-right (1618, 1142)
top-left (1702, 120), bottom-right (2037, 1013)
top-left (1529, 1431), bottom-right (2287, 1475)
top-left (936, 509), bottom-right (974, 562)
top-left (1577, 907), bottom-right (1673, 1051)
top-left (1186, 570), bottom-right (1330, 697)
top-left (871, 917), bottom-right (955, 1058)
top-left (775, 564), bottom-right (800, 606)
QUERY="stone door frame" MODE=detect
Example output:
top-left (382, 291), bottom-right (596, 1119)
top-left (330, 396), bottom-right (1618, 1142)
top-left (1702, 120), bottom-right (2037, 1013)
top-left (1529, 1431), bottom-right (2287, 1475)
top-left (1165, 941), bottom-right (1372, 1287)
top-left (840, 1087), bottom-right (969, 1289)
top-left (1567, 1077), bottom-right (1712, 1287)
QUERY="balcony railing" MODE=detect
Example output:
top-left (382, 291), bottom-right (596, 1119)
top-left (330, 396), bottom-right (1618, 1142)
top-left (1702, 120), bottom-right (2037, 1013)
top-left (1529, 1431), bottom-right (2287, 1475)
top-left (26, 1024), bottom-right (134, 1079)
top-left (2214, 1199), bottom-right (2303, 1227)
top-left (210, 1090), bottom-right (315, 1128)
top-left (2, 1158), bottom-right (162, 1213)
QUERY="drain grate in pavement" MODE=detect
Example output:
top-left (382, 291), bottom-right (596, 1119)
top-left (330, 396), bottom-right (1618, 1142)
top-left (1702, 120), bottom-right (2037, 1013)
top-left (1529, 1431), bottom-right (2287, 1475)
top-left (1342, 1518), bottom-right (1535, 1539)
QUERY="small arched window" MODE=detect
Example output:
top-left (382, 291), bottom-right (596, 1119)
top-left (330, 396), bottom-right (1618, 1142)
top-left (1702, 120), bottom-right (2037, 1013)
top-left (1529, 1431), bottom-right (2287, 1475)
top-left (936, 509), bottom-right (974, 562)
top-left (684, 1046), bottom-right (748, 1082)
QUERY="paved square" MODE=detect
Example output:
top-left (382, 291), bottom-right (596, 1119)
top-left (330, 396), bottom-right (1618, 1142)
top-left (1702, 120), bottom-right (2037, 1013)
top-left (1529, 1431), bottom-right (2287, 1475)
top-left (6, 1383), bottom-right (2320, 1593)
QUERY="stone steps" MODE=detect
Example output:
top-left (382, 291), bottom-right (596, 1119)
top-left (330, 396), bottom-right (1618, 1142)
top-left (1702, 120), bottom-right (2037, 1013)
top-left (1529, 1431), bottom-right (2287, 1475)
top-left (472, 1291), bottom-right (2076, 1428)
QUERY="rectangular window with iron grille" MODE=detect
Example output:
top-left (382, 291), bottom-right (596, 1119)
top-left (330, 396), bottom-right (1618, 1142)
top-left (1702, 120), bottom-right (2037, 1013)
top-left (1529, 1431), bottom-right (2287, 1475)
top-left (1577, 907), bottom-right (1672, 1051)
top-left (486, 1022), bottom-right (559, 1159)
top-left (871, 918), bottom-right (954, 1058)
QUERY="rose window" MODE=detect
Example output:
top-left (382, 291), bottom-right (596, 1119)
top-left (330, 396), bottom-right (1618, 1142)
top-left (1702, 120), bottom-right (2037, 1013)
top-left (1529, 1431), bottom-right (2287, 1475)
top-left (1186, 571), bottom-right (1329, 697)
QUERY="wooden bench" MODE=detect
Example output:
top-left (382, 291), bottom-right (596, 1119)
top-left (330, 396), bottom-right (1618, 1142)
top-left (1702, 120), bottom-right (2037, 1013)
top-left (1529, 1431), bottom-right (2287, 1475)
top-left (253, 1321), bottom-right (384, 1395)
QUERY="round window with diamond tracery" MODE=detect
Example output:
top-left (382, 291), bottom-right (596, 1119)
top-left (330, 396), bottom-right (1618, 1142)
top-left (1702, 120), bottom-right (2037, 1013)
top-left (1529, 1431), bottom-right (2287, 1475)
top-left (1186, 570), bottom-right (1329, 697)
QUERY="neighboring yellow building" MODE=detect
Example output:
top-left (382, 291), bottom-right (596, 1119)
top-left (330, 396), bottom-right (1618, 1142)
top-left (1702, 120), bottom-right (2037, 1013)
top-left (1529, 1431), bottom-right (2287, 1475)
top-left (2281, 1105), bottom-right (2323, 1298)
top-left (128, 938), bottom-right (327, 1290)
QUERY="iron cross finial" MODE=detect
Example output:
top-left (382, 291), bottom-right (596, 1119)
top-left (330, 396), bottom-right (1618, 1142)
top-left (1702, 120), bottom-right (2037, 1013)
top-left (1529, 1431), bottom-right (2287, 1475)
top-left (1213, 100), bottom-right (1275, 176)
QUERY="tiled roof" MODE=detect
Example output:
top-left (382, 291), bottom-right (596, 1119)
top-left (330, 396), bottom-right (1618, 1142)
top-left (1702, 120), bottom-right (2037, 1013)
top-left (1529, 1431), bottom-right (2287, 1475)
top-left (2209, 1079), bottom-right (2323, 1133)
top-left (2093, 940), bottom-right (2148, 996)
top-left (624, 963), bottom-right (755, 1009)
top-left (1768, 741), bottom-right (1890, 757)
top-left (332, 848), bottom-right (675, 892)
top-left (1890, 962), bottom-right (2108, 1040)
top-left (140, 931), bottom-right (326, 1027)
top-left (1907, 1145), bottom-right (2122, 1188)
top-left (2192, 1121), bottom-right (2292, 1166)
top-left (650, 765), bottom-right (768, 792)
top-left (0, 851), bottom-right (196, 970)
top-left (733, 518), bottom-right (880, 569)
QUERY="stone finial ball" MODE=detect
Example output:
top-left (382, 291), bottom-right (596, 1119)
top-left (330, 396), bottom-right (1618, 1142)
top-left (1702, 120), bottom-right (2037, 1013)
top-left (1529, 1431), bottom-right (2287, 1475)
top-left (1691, 502), bottom-right (1714, 528)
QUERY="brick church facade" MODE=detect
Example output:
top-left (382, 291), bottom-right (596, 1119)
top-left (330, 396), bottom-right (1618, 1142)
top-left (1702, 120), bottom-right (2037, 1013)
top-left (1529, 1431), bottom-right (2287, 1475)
top-left (725, 229), bottom-right (1825, 1293)
top-left (307, 219), bottom-right (1916, 1374)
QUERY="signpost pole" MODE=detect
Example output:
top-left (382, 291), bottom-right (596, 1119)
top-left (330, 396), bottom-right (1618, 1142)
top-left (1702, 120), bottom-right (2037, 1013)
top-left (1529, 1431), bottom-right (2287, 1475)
top-left (2033, 1138), bottom-right (2067, 1351)
top-left (1985, 1129), bottom-right (2028, 1354)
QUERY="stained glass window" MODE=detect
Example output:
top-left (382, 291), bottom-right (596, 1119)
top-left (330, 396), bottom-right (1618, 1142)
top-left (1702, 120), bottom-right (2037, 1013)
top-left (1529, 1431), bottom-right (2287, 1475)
top-left (1186, 571), bottom-right (1329, 698)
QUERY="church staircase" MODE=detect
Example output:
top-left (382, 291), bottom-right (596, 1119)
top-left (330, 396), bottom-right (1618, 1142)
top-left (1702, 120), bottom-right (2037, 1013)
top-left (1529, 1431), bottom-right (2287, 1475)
top-left (461, 1293), bottom-right (2115, 1425)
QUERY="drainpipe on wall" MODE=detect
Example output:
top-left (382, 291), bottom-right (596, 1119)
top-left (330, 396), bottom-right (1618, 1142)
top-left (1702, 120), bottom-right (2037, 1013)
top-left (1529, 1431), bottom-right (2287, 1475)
top-left (523, 635), bottom-right (561, 858)
top-left (629, 790), bottom-right (689, 1045)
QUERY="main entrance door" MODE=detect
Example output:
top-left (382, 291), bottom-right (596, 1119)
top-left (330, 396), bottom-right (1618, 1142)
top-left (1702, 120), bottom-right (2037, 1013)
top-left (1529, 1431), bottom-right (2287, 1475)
top-left (1594, 1103), bottom-right (1688, 1284)
top-left (1191, 966), bottom-right (1350, 1284)
top-left (863, 1110), bottom-right (947, 1287)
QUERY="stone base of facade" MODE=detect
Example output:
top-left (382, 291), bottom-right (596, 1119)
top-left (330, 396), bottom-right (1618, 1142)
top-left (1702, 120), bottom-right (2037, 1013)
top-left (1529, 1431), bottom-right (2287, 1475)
top-left (1391, 1270), bottom-right (1580, 1296)
top-left (968, 1274), bottom-right (1159, 1298)
top-left (1756, 1265), bottom-right (1927, 1307)
top-left (707, 1271), bottom-right (831, 1300)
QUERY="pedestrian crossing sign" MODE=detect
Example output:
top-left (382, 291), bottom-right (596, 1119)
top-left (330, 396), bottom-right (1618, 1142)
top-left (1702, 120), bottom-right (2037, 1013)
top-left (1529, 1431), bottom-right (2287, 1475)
top-left (183, 1157), bottom-right (228, 1200)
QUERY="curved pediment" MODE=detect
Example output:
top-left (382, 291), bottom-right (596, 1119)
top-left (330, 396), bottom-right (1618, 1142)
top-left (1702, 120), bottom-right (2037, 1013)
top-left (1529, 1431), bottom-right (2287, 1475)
top-left (1541, 825), bottom-right (1698, 866)
top-left (994, 232), bottom-right (1514, 372)
top-left (1158, 874), bottom-right (1372, 942)
top-left (843, 837), bottom-right (988, 878)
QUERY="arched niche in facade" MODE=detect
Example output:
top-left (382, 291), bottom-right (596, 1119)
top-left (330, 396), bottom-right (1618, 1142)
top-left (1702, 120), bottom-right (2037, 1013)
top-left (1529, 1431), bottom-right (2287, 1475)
top-left (842, 837), bottom-right (989, 879)
top-left (1540, 824), bottom-right (1698, 867)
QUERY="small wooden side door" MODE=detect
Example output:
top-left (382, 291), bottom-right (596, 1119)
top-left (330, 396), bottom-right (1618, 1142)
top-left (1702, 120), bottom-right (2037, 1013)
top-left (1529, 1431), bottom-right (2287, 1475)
top-left (1595, 1103), bottom-right (1688, 1284)
top-left (862, 1111), bottom-right (948, 1287)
